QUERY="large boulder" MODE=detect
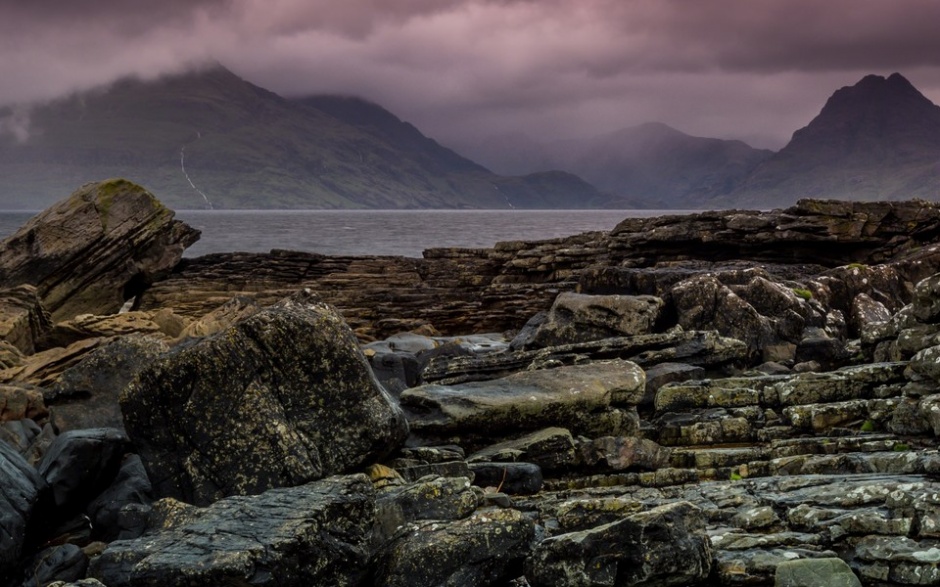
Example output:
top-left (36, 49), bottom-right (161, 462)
top-left (0, 179), bottom-right (200, 322)
top-left (89, 475), bottom-right (375, 587)
top-left (121, 293), bottom-right (409, 506)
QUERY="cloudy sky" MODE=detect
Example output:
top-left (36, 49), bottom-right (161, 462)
top-left (2, 0), bottom-right (940, 152)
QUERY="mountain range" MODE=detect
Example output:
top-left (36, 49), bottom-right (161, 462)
top-left (0, 66), bottom-right (610, 210)
top-left (0, 66), bottom-right (938, 210)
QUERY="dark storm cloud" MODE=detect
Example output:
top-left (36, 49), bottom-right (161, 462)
top-left (2, 0), bottom-right (940, 150)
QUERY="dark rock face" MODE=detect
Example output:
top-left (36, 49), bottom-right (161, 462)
top-left (0, 440), bottom-right (45, 580)
top-left (371, 507), bottom-right (535, 587)
top-left (526, 501), bottom-right (712, 587)
top-left (121, 293), bottom-right (408, 506)
top-left (37, 428), bottom-right (128, 515)
top-left (46, 335), bottom-right (170, 432)
top-left (0, 179), bottom-right (200, 322)
top-left (88, 475), bottom-right (375, 587)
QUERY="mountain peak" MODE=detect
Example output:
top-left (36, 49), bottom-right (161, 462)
top-left (731, 72), bottom-right (940, 207)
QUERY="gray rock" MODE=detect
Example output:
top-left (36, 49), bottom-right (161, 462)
top-left (913, 272), bottom-right (940, 324)
top-left (372, 508), bottom-right (535, 587)
top-left (20, 544), bottom-right (88, 587)
top-left (37, 428), bottom-right (128, 514)
top-left (85, 454), bottom-right (153, 542)
top-left (88, 475), bottom-right (375, 587)
top-left (469, 462), bottom-right (543, 494)
top-left (909, 343), bottom-right (940, 383)
top-left (373, 476), bottom-right (479, 547)
top-left (526, 501), bottom-right (712, 587)
top-left (850, 293), bottom-right (892, 339)
top-left (46, 335), bottom-right (170, 432)
top-left (523, 292), bottom-right (664, 349)
top-left (402, 360), bottom-right (644, 447)
top-left (643, 362), bottom-right (706, 407)
top-left (0, 439), bottom-right (46, 580)
top-left (468, 427), bottom-right (578, 473)
top-left (121, 294), bottom-right (408, 505)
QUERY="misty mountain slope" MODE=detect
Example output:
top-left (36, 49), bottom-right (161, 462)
top-left (461, 123), bottom-right (773, 208)
top-left (728, 73), bottom-right (940, 208)
top-left (0, 65), bottom-right (608, 209)
top-left (552, 123), bottom-right (774, 207)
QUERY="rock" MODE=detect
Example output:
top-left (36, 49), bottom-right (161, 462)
top-left (909, 344), bottom-right (940, 383)
top-left (853, 535), bottom-right (940, 584)
top-left (672, 274), bottom-right (771, 361)
top-left (0, 338), bottom-right (106, 388)
top-left (88, 475), bottom-right (375, 587)
top-left (774, 557), bottom-right (862, 587)
top-left (372, 476), bottom-right (479, 547)
top-left (468, 427), bottom-right (578, 473)
top-left (0, 340), bottom-right (24, 370)
top-left (520, 292), bottom-right (664, 349)
top-left (850, 293), bottom-right (892, 338)
top-left (36, 428), bottom-right (128, 515)
top-left (0, 383), bottom-right (47, 422)
top-left (1, 439), bottom-right (46, 581)
top-left (643, 362), bottom-right (706, 407)
top-left (913, 272), bottom-right (940, 324)
top-left (20, 544), bottom-right (89, 587)
top-left (371, 507), bottom-right (535, 587)
top-left (121, 293), bottom-right (408, 505)
top-left (469, 462), bottom-right (543, 494)
top-left (423, 330), bottom-right (747, 386)
top-left (45, 335), bottom-right (169, 432)
top-left (402, 360), bottom-right (644, 448)
top-left (85, 455), bottom-right (153, 542)
top-left (0, 285), bottom-right (51, 355)
top-left (40, 310), bottom-right (180, 349)
top-left (176, 295), bottom-right (259, 340)
top-left (526, 501), bottom-right (712, 587)
top-left (0, 179), bottom-right (200, 322)
top-left (576, 436), bottom-right (672, 472)
top-left (0, 419), bottom-right (55, 466)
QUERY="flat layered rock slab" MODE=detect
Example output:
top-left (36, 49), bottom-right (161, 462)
top-left (401, 360), bottom-right (645, 440)
top-left (88, 475), bottom-right (374, 587)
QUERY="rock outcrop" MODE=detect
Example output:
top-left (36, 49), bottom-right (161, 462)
top-left (0, 179), bottom-right (199, 322)
top-left (9, 191), bottom-right (940, 586)
top-left (120, 292), bottom-right (409, 506)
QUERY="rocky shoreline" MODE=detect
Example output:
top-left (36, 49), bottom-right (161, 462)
top-left (3, 179), bottom-right (940, 586)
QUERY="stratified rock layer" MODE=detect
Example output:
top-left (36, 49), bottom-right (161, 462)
top-left (0, 179), bottom-right (200, 322)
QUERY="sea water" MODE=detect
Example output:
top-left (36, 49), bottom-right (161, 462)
top-left (0, 209), bottom-right (691, 259)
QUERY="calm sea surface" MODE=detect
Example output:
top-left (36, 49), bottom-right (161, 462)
top-left (0, 209), bottom-right (691, 259)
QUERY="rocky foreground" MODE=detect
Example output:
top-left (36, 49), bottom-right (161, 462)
top-left (4, 180), bottom-right (940, 586)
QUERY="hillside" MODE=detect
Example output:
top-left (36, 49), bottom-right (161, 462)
top-left (728, 73), bottom-right (940, 208)
top-left (0, 66), bottom-right (609, 210)
top-left (462, 123), bottom-right (773, 208)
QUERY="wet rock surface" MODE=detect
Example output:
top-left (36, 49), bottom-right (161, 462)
top-left (7, 190), bottom-right (940, 585)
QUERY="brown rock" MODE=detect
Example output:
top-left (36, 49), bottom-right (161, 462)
top-left (0, 179), bottom-right (199, 322)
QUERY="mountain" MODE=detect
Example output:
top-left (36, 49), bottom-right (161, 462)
top-left (0, 65), bottom-right (609, 210)
top-left (728, 73), bottom-right (940, 208)
top-left (460, 123), bottom-right (773, 208)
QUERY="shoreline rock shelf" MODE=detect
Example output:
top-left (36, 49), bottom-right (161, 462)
top-left (4, 180), bottom-right (940, 586)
